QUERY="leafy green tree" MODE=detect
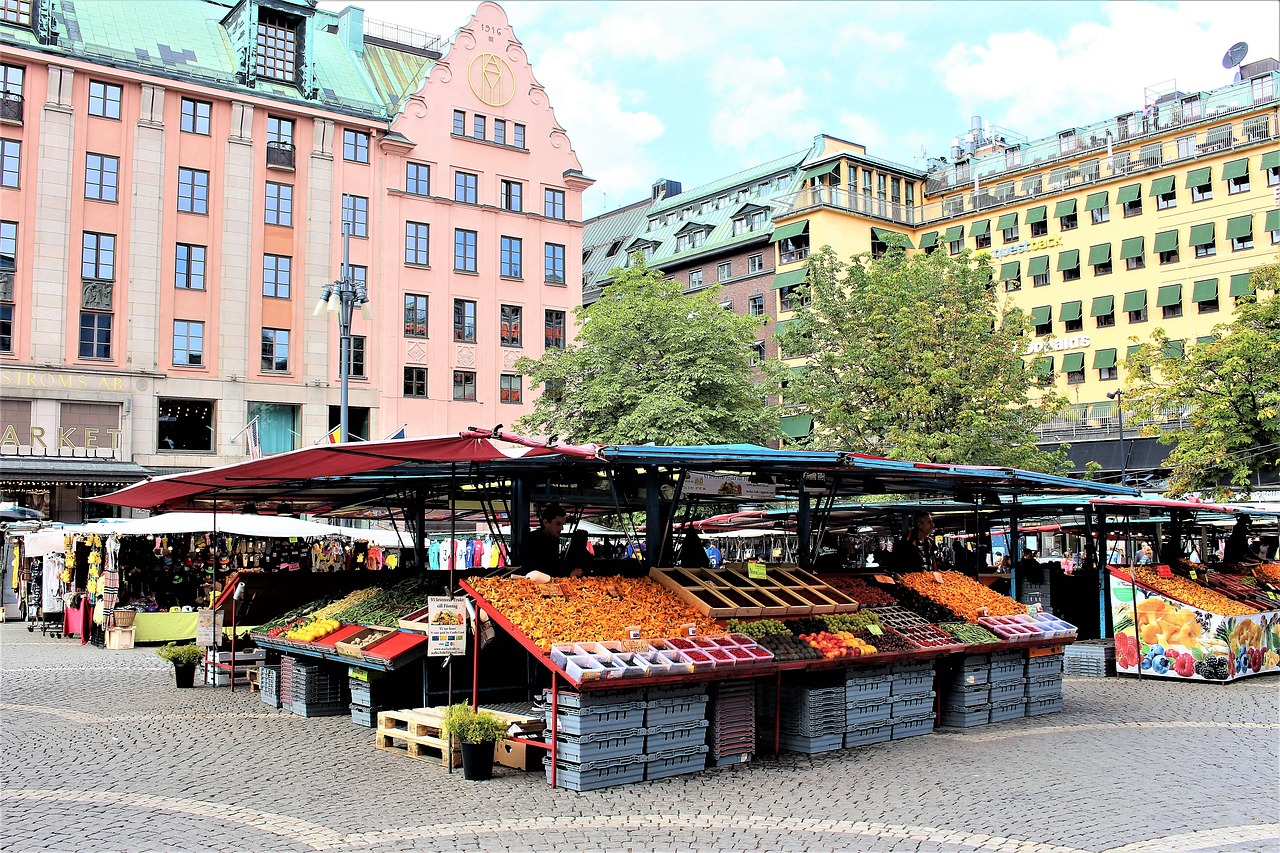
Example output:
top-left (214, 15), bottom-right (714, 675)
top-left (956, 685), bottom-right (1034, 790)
top-left (775, 245), bottom-right (1067, 470)
top-left (1125, 264), bottom-right (1280, 498)
top-left (514, 257), bottom-right (781, 445)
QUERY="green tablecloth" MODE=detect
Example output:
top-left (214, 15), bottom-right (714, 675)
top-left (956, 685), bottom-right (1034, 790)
top-left (131, 613), bottom-right (258, 643)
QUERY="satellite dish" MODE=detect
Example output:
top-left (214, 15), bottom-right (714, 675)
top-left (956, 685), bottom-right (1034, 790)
top-left (1222, 41), bottom-right (1248, 69)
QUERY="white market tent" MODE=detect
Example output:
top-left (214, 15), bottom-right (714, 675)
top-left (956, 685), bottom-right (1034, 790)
top-left (101, 513), bottom-right (410, 547)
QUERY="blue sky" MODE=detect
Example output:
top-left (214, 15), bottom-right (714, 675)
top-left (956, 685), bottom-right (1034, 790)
top-left (325, 1), bottom-right (1279, 218)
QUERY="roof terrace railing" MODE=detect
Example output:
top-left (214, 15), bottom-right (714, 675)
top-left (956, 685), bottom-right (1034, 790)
top-left (363, 17), bottom-right (443, 55)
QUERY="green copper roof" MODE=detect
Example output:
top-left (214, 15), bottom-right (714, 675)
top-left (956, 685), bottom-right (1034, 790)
top-left (649, 149), bottom-right (809, 215)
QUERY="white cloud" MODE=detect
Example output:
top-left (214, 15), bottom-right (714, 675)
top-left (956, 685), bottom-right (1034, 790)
top-left (936, 1), bottom-right (1280, 134)
top-left (835, 111), bottom-right (887, 151)
top-left (707, 56), bottom-right (819, 157)
top-left (838, 26), bottom-right (906, 51)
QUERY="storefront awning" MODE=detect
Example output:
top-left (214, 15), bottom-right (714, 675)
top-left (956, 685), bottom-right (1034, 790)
top-left (1057, 249), bottom-right (1079, 271)
top-left (1122, 290), bottom-right (1146, 313)
top-left (1062, 352), bottom-right (1085, 373)
top-left (1229, 272), bottom-right (1254, 297)
top-left (969, 219), bottom-right (990, 237)
top-left (1084, 191), bottom-right (1108, 212)
top-left (1053, 199), bottom-right (1076, 217)
top-left (1184, 166), bottom-right (1211, 188)
top-left (1090, 295), bottom-right (1114, 317)
top-left (1149, 175), bottom-right (1175, 196)
top-left (1225, 215), bottom-right (1252, 240)
top-left (1119, 236), bottom-right (1144, 260)
top-left (1000, 261), bottom-right (1020, 281)
top-left (769, 219), bottom-right (809, 243)
top-left (1027, 255), bottom-right (1049, 277)
top-left (0, 457), bottom-right (153, 485)
top-left (1093, 348), bottom-right (1117, 370)
top-left (1153, 229), bottom-right (1178, 253)
top-left (1221, 158), bottom-right (1248, 181)
top-left (1156, 283), bottom-right (1182, 308)
top-left (772, 268), bottom-right (809, 290)
top-left (1030, 305), bottom-right (1051, 325)
top-left (1188, 222), bottom-right (1215, 247)
top-left (919, 231), bottom-right (939, 249)
top-left (1191, 278), bottom-right (1218, 303)
top-left (996, 212), bottom-right (1018, 231)
top-left (1060, 300), bottom-right (1082, 322)
top-left (1087, 243), bottom-right (1111, 266)
top-left (1026, 205), bottom-right (1047, 224)
top-left (1116, 184), bottom-right (1141, 204)
top-left (780, 414), bottom-right (814, 439)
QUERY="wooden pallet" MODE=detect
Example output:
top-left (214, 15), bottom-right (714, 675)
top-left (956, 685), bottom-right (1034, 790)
top-left (649, 566), bottom-right (861, 619)
top-left (375, 708), bottom-right (460, 768)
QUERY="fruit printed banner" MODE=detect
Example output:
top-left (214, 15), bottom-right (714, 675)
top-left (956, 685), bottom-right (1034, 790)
top-left (1109, 571), bottom-right (1279, 682)
top-left (426, 596), bottom-right (467, 656)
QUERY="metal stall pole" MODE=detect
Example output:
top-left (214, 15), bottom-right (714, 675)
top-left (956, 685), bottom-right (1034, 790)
top-left (645, 467), bottom-right (661, 569)
top-left (1008, 498), bottom-right (1020, 601)
top-left (797, 490), bottom-right (812, 570)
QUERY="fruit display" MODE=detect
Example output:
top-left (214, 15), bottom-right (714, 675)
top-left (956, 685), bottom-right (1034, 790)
top-left (867, 605), bottom-right (930, 629)
top-left (855, 628), bottom-right (916, 653)
top-left (755, 633), bottom-right (821, 662)
top-left (783, 617), bottom-right (827, 635)
top-left (938, 622), bottom-right (1002, 644)
top-left (899, 571), bottom-right (1026, 622)
top-left (821, 612), bottom-right (883, 633)
top-left (798, 631), bottom-right (880, 658)
top-left (328, 577), bottom-right (435, 625)
top-left (894, 623), bottom-right (957, 649)
top-left (1130, 567), bottom-right (1259, 617)
top-left (1252, 563), bottom-right (1280, 585)
top-left (878, 583), bottom-right (965, 624)
top-left (819, 576), bottom-right (897, 606)
top-left (1205, 572), bottom-right (1275, 611)
top-left (725, 618), bottom-right (790, 638)
top-left (468, 576), bottom-right (722, 650)
top-left (285, 618), bottom-right (340, 642)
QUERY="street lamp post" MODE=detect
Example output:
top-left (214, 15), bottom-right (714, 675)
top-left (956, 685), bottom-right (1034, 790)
top-left (1106, 388), bottom-right (1126, 486)
top-left (314, 224), bottom-right (368, 443)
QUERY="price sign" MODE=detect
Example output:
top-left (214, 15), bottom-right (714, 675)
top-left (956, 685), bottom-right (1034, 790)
top-left (195, 609), bottom-right (224, 647)
top-left (1026, 603), bottom-right (1041, 617)
top-left (1157, 565), bottom-right (1173, 578)
top-left (426, 596), bottom-right (467, 656)
top-left (873, 575), bottom-right (895, 585)
top-left (867, 624), bottom-right (883, 636)
top-left (681, 622), bottom-right (697, 637)
top-left (625, 625), bottom-right (642, 641)
top-left (978, 607), bottom-right (989, 618)
top-left (1188, 570), bottom-right (1198, 580)
top-left (747, 561), bottom-right (767, 579)
top-left (932, 571), bottom-right (944, 583)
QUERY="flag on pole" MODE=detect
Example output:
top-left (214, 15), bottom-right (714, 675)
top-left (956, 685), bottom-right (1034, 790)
top-left (325, 425), bottom-right (342, 444)
top-left (230, 417), bottom-right (262, 459)
top-left (384, 424), bottom-right (408, 441)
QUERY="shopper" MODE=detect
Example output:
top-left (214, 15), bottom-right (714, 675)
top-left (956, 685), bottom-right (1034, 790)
top-left (1223, 516), bottom-right (1258, 564)
top-left (521, 503), bottom-right (574, 576)
top-left (563, 529), bottom-right (593, 577)
top-left (678, 532), bottom-right (710, 569)
top-left (891, 512), bottom-right (936, 573)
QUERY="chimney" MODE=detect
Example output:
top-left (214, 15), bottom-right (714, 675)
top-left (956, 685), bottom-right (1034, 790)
top-left (338, 5), bottom-right (365, 57)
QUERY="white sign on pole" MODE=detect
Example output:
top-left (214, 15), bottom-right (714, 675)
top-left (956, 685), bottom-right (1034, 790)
top-left (195, 609), bottom-right (224, 647)
top-left (426, 597), bottom-right (467, 656)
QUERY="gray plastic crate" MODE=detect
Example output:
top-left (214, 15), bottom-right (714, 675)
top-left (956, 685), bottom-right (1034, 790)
top-left (773, 731), bottom-right (845, 754)
top-left (1027, 695), bottom-right (1065, 716)
top-left (891, 672), bottom-right (934, 697)
top-left (645, 696), bottom-right (709, 728)
top-left (1025, 675), bottom-right (1064, 700)
top-left (955, 653), bottom-right (990, 668)
top-left (941, 703), bottom-right (991, 728)
top-left (774, 705), bottom-right (846, 737)
top-left (551, 727), bottom-right (646, 764)
top-left (942, 683), bottom-right (990, 709)
top-left (846, 664), bottom-right (893, 680)
top-left (709, 751), bottom-right (753, 767)
top-left (259, 666), bottom-right (281, 709)
top-left (844, 722), bottom-right (893, 747)
top-left (988, 660), bottom-right (1025, 684)
top-left (546, 701), bottom-right (646, 736)
top-left (989, 649), bottom-right (1024, 664)
top-left (989, 698), bottom-right (1027, 723)
top-left (550, 688), bottom-right (648, 709)
top-left (349, 703), bottom-right (380, 727)
top-left (644, 744), bottom-right (710, 781)
top-left (646, 683), bottom-right (708, 702)
top-left (989, 678), bottom-right (1027, 702)
top-left (291, 700), bottom-right (348, 718)
top-left (844, 676), bottom-right (891, 702)
top-left (644, 719), bottom-right (709, 754)
top-left (845, 697), bottom-right (892, 728)
top-left (891, 691), bottom-right (936, 719)
top-left (544, 754), bottom-right (645, 791)
top-left (1026, 654), bottom-right (1064, 678)
top-left (891, 716), bottom-right (935, 739)
top-left (891, 660), bottom-right (935, 675)
top-left (950, 664), bottom-right (989, 687)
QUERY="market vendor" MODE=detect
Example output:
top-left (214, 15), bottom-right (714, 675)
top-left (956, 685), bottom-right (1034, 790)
top-left (521, 502), bottom-right (578, 577)
top-left (1224, 516), bottom-right (1260, 565)
top-left (890, 511), bottom-right (936, 572)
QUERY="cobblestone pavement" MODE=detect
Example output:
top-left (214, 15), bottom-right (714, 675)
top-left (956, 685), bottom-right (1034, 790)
top-left (1, 623), bottom-right (1277, 853)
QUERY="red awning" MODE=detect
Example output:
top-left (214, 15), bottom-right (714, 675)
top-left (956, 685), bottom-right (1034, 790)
top-left (1089, 496), bottom-right (1235, 513)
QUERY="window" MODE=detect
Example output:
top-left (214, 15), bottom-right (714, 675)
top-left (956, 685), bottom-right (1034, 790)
top-left (1194, 241), bottom-right (1216, 259)
top-left (157, 398), bottom-right (215, 452)
top-left (1090, 244), bottom-right (1112, 276)
top-left (2, 0), bottom-right (32, 25)
top-left (718, 262), bottom-right (732, 282)
top-left (261, 328), bottom-right (289, 371)
top-left (1093, 298), bottom-right (1116, 328)
top-left (544, 242), bottom-right (565, 283)
top-left (749, 341), bottom-right (765, 366)
top-left (401, 221), bottom-right (430, 266)
top-left (81, 232), bottom-right (115, 279)
top-left (0, 302), bottom-right (11, 354)
top-left (689, 269), bottom-right (703, 288)
top-left (1126, 290), bottom-right (1148, 324)
top-left (1122, 196), bottom-right (1142, 219)
top-left (1063, 303), bottom-right (1083, 333)
top-left (1002, 226), bottom-right (1018, 243)
top-left (500, 304), bottom-right (522, 346)
top-left (178, 167), bottom-right (209, 214)
top-left (406, 162), bottom-right (430, 195)
top-left (175, 243), bottom-right (205, 290)
top-left (453, 229), bottom-right (478, 273)
top-left (545, 309), bottom-right (566, 349)
top-left (403, 294), bottom-right (428, 338)
top-left (263, 254), bottom-right (291, 298)
top-left (1159, 284), bottom-right (1183, 319)
top-left (1090, 201), bottom-right (1110, 224)
top-left (974, 232), bottom-right (991, 250)
top-left (348, 264), bottom-right (367, 290)
top-left (256, 12), bottom-right (298, 82)
top-left (1126, 255), bottom-right (1144, 271)
top-left (404, 366), bottom-right (427, 397)
top-left (84, 153), bottom-right (118, 201)
top-left (78, 311), bottom-right (111, 359)
top-left (500, 179), bottom-right (523, 211)
top-left (1268, 161), bottom-right (1280, 187)
top-left (453, 298), bottom-right (477, 342)
top-left (544, 188), bottom-right (565, 219)
top-left (341, 194), bottom-right (368, 237)
top-left (265, 182), bottom-right (292, 226)
top-left (949, 239), bottom-right (962, 255)
top-left (340, 129), bottom-right (369, 164)
top-left (1030, 256), bottom-right (1050, 287)
top-left (451, 110), bottom-right (465, 135)
top-left (0, 138), bottom-right (18, 187)
top-left (500, 374), bottom-right (522, 404)
top-left (472, 114), bottom-right (485, 140)
top-left (1, 62), bottom-right (22, 113)
top-left (1032, 308), bottom-right (1052, 337)
top-left (87, 81), bottom-right (122, 119)
top-left (1195, 279), bottom-right (1220, 314)
top-left (748, 253), bottom-right (764, 274)
top-left (349, 336), bottom-right (366, 378)
top-left (266, 115), bottom-right (293, 146)
top-left (513, 123), bottom-right (525, 149)
top-left (494, 119), bottom-right (506, 145)
top-left (453, 370), bottom-right (477, 401)
top-left (454, 171), bottom-right (477, 204)
top-left (748, 294), bottom-right (764, 317)
top-left (1059, 211), bottom-right (1077, 231)
top-left (173, 320), bottom-right (204, 367)
top-left (500, 236), bottom-right (522, 278)
top-left (180, 98), bottom-right (211, 135)
top-left (1227, 215), bottom-right (1253, 252)
top-left (1224, 158), bottom-right (1250, 194)
top-left (0, 220), bottom-right (15, 270)
top-left (1067, 368), bottom-right (1084, 386)
top-left (1156, 189), bottom-right (1176, 210)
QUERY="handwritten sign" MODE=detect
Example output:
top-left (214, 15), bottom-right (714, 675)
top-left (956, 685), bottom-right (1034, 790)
top-left (747, 561), bottom-right (767, 579)
top-left (1188, 570), bottom-right (1198, 580)
top-left (195, 609), bottom-right (224, 647)
top-left (680, 622), bottom-right (697, 637)
top-left (867, 624), bottom-right (883, 636)
top-left (874, 575), bottom-right (895, 585)
top-left (625, 625), bottom-right (642, 641)
top-left (1157, 565), bottom-right (1173, 578)
top-left (932, 572), bottom-right (944, 583)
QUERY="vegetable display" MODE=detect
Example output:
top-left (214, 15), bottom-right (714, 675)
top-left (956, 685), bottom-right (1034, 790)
top-left (1131, 567), bottom-right (1259, 617)
top-left (819, 576), bottom-right (897, 606)
top-left (939, 622), bottom-right (1002, 644)
top-left (898, 571), bottom-right (1026, 622)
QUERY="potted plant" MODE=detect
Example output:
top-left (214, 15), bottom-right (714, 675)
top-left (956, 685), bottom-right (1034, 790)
top-left (156, 643), bottom-right (204, 688)
top-left (440, 702), bottom-right (508, 781)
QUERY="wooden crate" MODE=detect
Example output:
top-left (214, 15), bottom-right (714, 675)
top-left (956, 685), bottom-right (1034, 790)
top-left (649, 566), bottom-right (861, 619)
top-left (375, 708), bottom-right (460, 769)
top-left (335, 627), bottom-right (396, 659)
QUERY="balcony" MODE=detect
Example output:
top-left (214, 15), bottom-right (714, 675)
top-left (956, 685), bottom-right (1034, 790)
top-left (1034, 403), bottom-right (1190, 443)
top-left (266, 140), bottom-right (295, 170)
top-left (780, 245), bottom-right (810, 265)
top-left (0, 92), bottom-right (22, 125)
top-left (775, 185), bottom-right (918, 226)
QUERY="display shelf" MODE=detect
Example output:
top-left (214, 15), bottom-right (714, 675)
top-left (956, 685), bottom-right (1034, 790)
top-left (648, 566), bottom-right (860, 618)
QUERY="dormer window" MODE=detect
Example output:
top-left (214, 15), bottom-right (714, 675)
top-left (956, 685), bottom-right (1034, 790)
top-left (256, 10), bottom-right (299, 83)
top-left (1, 0), bottom-right (32, 27)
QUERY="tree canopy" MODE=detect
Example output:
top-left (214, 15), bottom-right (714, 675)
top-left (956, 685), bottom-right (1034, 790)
top-left (774, 245), bottom-right (1067, 471)
top-left (514, 257), bottom-right (781, 445)
top-left (1124, 263), bottom-right (1280, 498)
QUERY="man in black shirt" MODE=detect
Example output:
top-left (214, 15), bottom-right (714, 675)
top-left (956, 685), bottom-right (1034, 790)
top-left (891, 512), bottom-right (936, 573)
top-left (520, 503), bottom-right (577, 577)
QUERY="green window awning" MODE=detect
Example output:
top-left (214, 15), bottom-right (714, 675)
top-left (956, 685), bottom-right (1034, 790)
top-left (1268, 208), bottom-right (1280, 233)
top-left (1153, 229), bottom-right (1179, 253)
top-left (1034, 356), bottom-right (1054, 377)
top-left (1088, 243), bottom-right (1111, 266)
top-left (871, 227), bottom-right (914, 248)
top-left (1062, 352), bottom-right (1085, 373)
top-left (1000, 261), bottom-right (1021, 281)
top-left (1122, 290), bottom-right (1147, 313)
top-left (1057, 249), bottom-right (1080, 271)
top-left (919, 231), bottom-right (939, 249)
top-left (1229, 272), bottom-right (1254, 297)
top-left (780, 414), bottom-right (814, 439)
top-left (1060, 300), bottom-right (1082, 322)
top-left (1093, 348), bottom-right (1117, 370)
top-left (1030, 305), bottom-right (1051, 325)
top-left (1184, 167), bottom-right (1212, 188)
top-left (1027, 255), bottom-right (1050, 277)
top-left (1262, 150), bottom-right (1280, 171)
top-left (772, 268), bottom-right (809, 290)
top-left (800, 161), bottom-right (840, 182)
top-left (1225, 215), bottom-right (1252, 240)
top-left (774, 318), bottom-right (799, 333)
top-left (1149, 175), bottom-right (1175, 196)
top-left (1189, 222), bottom-right (1215, 247)
top-left (1191, 278), bottom-right (1218, 303)
top-left (770, 219), bottom-right (810, 243)
top-left (996, 212), bottom-right (1018, 231)
top-left (1116, 184), bottom-right (1141, 204)
top-left (970, 219), bottom-right (991, 237)
top-left (943, 225), bottom-right (965, 242)
top-left (1164, 340), bottom-right (1185, 359)
top-left (1054, 198), bottom-right (1077, 217)
top-left (1084, 191), bottom-right (1108, 211)
top-left (1196, 335), bottom-right (1217, 346)
top-left (1156, 283), bottom-right (1182, 308)
top-left (1119, 236), bottom-right (1144, 260)
top-left (1221, 158), bottom-right (1248, 181)
top-left (1026, 205), bottom-right (1047, 224)
top-left (1127, 344), bottom-right (1143, 361)
top-left (1090, 295), bottom-right (1114, 317)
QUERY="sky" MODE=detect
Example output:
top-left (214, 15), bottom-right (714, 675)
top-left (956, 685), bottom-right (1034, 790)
top-left (321, 0), bottom-right (1280, 218)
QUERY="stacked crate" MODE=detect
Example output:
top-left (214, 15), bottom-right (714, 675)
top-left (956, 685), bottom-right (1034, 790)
top-left (1025, 653), bottom-right (1065, 716)
top-left (707, 681), bottom-right (754, 766)
top-left (843, 666), bottom-right (893, 747)
top-left (643, 684), bottom-right (710, 780)
top-left (889, 661), bottom-right (936, 739)
top-left (1064, 640), bottom-right (1115, 677)
top-left (759, 674), bottom-right (848, 754)
top-left (259, 665), bottom-right (281, 709)
top-left (939, 653), bottom-right (991, 728)
top-left (288, 660), bottom-right (349, 717)
top-left (348, 672), bottom-right (383, 728)
top-left (987, 650), bottom-right (1027, 723)
top-left (542, 688), bottom-right (648, 791)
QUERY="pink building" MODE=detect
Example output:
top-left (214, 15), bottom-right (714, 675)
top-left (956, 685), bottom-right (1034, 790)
top-left (0, 0), bottom-right (590, 520)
